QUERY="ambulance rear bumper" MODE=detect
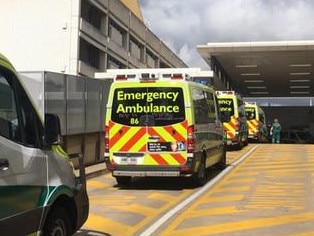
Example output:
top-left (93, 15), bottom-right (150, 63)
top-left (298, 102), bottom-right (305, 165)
top-left (113, 170), bottom-right (181, 177)
top-left (111, 159), bottom-right (196, 177)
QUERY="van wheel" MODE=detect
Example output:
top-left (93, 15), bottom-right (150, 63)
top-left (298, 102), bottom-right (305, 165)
top-left (236, 138), bottom-right (243, 150)
top-left (192, 158), bottom-right (207, 186)
top-left (43, 206), bottom-right (72, 236)
top-left (116, 176), bottom-right (132, 186)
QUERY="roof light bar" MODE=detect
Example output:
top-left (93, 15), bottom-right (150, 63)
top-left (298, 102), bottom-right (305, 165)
top-left (216, 90), bottom-right (235, 95)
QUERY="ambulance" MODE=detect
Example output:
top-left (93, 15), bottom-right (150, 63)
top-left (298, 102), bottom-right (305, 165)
top-left (0, 53), bottom-right (89, 235)
top-left (244, 102), bottom-right (268, 142)
top-left (216, 91), bottom-right (248, 149)
top-left (96, 68), bottom-right (226, 186)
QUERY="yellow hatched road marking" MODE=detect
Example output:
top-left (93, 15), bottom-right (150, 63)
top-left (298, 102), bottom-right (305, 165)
top-left (204, 194), bottom-right (244, 203)
top-left (187, 206), bottom-right (239, 218)
top-left (87, 180), bottom-right (110, 189)
top-left (89, 195), bottom-right (135, 205)
top-left (83, 213), bottom-right (134, 235)
top-left (214, 185), bottom-right (250, 192)
top-left (112, 204), bottom-right (156, 215)
top-left (160, 212), bottom-right (314, 236)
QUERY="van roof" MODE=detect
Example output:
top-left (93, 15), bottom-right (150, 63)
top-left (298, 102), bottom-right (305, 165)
top-left (0, 53), bottom-right (16, 72)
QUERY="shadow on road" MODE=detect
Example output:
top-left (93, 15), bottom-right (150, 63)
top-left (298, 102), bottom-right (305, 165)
top-left (74, 229), bottom-right (111, 236)
top-left (114, 166), bottom-right (225, 191)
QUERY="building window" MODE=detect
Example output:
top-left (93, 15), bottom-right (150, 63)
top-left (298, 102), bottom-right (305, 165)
top-left (107, 55), bottom-right (126, 69)
top-left (81, 0), bottom-right (104, 30)
top-left (160, 61), bottom-right (170, 68)
top-left (129, 36), bottom-right (143, 61)
top-left (79, 38), bottom-right (100, 69)
top-left (108, 19), bottom-right (127, 48)
top-left (146, 49), bottom-right (157, 68)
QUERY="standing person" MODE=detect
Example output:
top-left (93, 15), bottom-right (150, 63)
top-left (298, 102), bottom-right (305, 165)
top-left (270, 118), bottom-right (281, 143)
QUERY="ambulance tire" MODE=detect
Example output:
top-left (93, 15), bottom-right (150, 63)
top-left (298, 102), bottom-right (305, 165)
top-left (43, 206), bottom-right (72, 236)
top-left (236, 138), bottom-right (243, 150)
top-left (192, 157), bottom-right (207, 186)
top-left (116, 176), bottom-right (132, 186)
top-left (244, 134), bottom-right (249, 146)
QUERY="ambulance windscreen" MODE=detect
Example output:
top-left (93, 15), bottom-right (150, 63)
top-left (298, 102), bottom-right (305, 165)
top-left (111, 87), bottom-right (185, 126)
top-left (217, 98), bottom-right (234, 121)
top-left (245, 107), bottom-right (256, 120)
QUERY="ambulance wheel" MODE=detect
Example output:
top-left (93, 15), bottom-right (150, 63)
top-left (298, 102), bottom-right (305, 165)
top-left (236, 139), bottom-right (243, 150)
top-left (43, 206), bottom-right (72, 236)
top-left (192, 158), bottom-right (207, 186)
top-left (116, 176), bottom-right (132, 186)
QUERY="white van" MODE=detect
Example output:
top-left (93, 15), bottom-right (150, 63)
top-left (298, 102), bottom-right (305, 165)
top-left (0, 53), bottom-right (89, 235)
top-left (97, 68), bottom-right (226, 186)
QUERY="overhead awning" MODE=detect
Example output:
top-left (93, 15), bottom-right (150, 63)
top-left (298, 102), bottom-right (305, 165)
top-left (197, 40), bottom-right (314, 97)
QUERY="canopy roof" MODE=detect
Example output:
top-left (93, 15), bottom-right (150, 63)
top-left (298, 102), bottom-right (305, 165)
top-left (197, 40), bottom-right (314, 97)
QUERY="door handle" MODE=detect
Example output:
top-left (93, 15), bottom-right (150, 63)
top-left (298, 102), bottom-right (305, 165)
top-left (0, 158), bottom-right (9, 171)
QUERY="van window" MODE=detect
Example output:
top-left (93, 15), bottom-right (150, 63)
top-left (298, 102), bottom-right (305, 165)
top-left (245, 107), bottom-right (256, 120)
top-left (111, 87), bottom-right (185, 126)
top-left (0, 70), bottom-right (43, 147)
top-left (192, 89), bottom-right (215, 124)
top-left (0, 73), bottom-right (18, 140)
top-left (217, 98), bottom-right (234, 121)
top-left (205, 91), bottom-right (216, 122)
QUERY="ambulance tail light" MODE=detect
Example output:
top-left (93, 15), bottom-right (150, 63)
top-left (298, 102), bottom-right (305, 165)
top-left (234, 118), bottom-right (240, 131)
top-left (104, 125), bottom-right (109, 153)
top-left (171, 73), bottom-right (184, 80)
top-left (187, 125), bottom-right (195, 153)
top-left (115, 75), bottom-right (127, 81)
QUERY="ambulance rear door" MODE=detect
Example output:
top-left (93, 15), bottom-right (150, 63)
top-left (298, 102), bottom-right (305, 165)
top-left (108, 82), bottom-right (188, 175)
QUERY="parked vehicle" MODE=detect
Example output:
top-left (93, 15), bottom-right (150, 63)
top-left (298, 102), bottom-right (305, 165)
top-left (0, 53), bottom-right (89, 235)
top-left (244, 102), bottom-right (268, 143)
top-left (216, 91), bottom-right (249, 149)
top-left (97, 68), bottom-right (226, 186)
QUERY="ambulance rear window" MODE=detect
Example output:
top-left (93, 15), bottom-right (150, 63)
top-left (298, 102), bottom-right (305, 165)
top-left (245, 107), bottom-right (256, 120)
top-left (217, 98), bottom-right (234, 120)
top-left (111, 87), bottom-right (185, 126)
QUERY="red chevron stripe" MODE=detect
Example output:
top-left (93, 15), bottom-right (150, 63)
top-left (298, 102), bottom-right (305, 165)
top-left (151, 154), bottom-right (168, 165)
top-left (172, 153), bottom-right (186, 164)
top-left (120, 127), bottom-right (146, 151)
top-left (109, 124), bottom-right (130, 148)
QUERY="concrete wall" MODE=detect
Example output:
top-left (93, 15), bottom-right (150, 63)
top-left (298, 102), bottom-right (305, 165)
top-left (0, 0), bottom-right (80, 74)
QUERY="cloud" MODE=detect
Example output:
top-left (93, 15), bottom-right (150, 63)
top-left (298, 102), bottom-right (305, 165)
top-left (139, 0), bottom-right (314, 67)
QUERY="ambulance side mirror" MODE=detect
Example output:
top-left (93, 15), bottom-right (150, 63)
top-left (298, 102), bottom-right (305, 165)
top-left (45, 113), bottom-right (62, 145)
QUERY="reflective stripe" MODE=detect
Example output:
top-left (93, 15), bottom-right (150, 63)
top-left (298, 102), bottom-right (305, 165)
top-left (108, 120), bottom-right (188, 165)
top-left (52, 145), bottom-right (69, 159)
top-left (223, 117), bottom-right (237, 139)
top-left (248, 119), bottom-right (259, 136)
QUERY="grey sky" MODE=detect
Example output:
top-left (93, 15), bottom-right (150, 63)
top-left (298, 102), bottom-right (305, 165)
top-left (139, 0), bottom-right (314, 68)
